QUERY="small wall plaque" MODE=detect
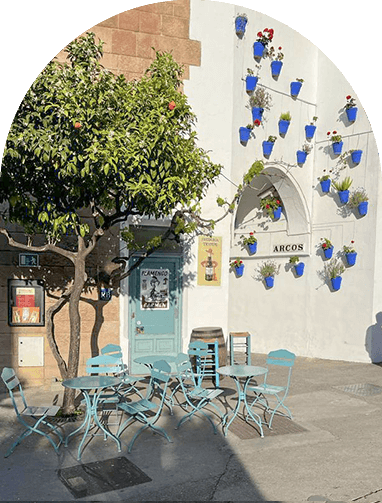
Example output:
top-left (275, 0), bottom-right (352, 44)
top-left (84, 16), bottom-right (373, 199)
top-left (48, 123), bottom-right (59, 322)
top-left (19, 253), bottom-right (39, 267)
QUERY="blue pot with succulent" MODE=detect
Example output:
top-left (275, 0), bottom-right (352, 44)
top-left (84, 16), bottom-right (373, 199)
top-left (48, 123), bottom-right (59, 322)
top-left (235, 14), bottom-right (248, 35)
top-left (290, 78), bottom-right (303, 97)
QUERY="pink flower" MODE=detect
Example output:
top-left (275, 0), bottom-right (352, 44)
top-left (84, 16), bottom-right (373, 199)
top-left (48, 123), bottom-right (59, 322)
top-left (74, 122), bottom-right (81, 129)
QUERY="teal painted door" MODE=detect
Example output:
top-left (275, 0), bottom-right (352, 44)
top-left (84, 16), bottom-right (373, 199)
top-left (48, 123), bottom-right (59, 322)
top-left (129, 256), bottom-right (182, 374)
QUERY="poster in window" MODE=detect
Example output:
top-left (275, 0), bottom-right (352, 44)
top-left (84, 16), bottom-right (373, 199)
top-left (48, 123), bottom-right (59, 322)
top-left (140, 269), bottom-right (170, 310)
top-left (8, 280), bottom-right (45, 326)
top-left (197, 235), bottom-right (222, 286)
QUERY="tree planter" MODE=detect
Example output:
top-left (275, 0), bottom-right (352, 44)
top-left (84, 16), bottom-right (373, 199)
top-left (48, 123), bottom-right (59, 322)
top-left (296, 150), bottom-right (307, 164)
top-left (253, 42), bottom-right (265, 58)
top-left (294, 262), bottom-right (305, 276)
top-left (331, 276), bottom-right (342, 291)
top-left (264, 276), bottom-right (274, 288)
top-left (345, 252), bottom-right (357, 266)
top-left (239, 127), bottom-right (251, 142)
top-left (305, 125), bottom-right (316, 139)
top-left (246, 75), bottom-right (258, 92)
top-left (320, 179), bottom-right (331, 193)
top-left (358, 201), bottom-right (368, 216)
top-left (290, 81), bottom-right (302, 97)
top-left (248, 242), bottom-right (257, 254)
top-left (273, 206), bottom-right (282, 220)
top-left (346, 107), bottom-right (358, 122)
top-left (262, 141), bottom-right (274, 156)
top-left (323, 246), bottom-right (333, 259)
top-left (252, 107), bottom-right (264, 122)
top-left (271, 61), bottom-right (283, 77)
top-left (235, 264), bottom-right (244, 277)
top-left (351, 150), bottom-right (363, 164)
top-left (338, 190), bottom-right (349, 204)
top-left (332, 141), bottom-right (343, 155)
top-left (279, 120), bottom-right (290, 135)
top-left (235, 16), bottom-right (248, 35)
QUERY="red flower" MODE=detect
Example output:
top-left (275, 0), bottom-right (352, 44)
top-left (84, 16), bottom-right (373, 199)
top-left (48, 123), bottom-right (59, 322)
top-left (278, 46), bottom-right (282, 50)
top-left (257, 31), bottom-right (263, 37)
top-left (266, 204), bottom-right (270, 209)
top-left (276, 200), bottom-right (280, 204)
top-left (250, 232), bottom-right (254, 235)
top-left (269, 28), bottom-right (274, 34)
top-left (322, 243), bottom-right (327, 248)
top-left (240, 261), bottom-right (243, 264)
top-left (254, 119), bottom-right (261, 126)
top-left (351, 240), bottom-right (354, 243)
top-left (168, 101), bottom-right (176, 110)
top-left (333, 130), bottom-right (337, 134)
top-left (346, 95), bottom-right (351, 100)
top-left (327, 131), bottom-right (331, 135)
top-left (74, 122), bottom-right (81, 129)
top-left (264, 28), bottom-right (268, 32)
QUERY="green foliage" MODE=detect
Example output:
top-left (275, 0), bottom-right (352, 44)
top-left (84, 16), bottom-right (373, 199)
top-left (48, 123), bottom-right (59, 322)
top-left (260, 195), bottom-right (281, 217)
top-left (332, 176), bottom-right (353, 192)
top-left (240, 231), bottom-right (257, 245)
top-left (279, 111), bottom-right (291, 121)
top-left (243, 160), bottom-right (264, 184)
top-left (249, 87), bottom-right (272, 110)
top-left (324, 258), bottom-right (345, 279)
top-left (258, 260), bottom-right (280, 278)
top-left (289, 256), bottom-right (299, 264)
top-left (348, 188), bottom-right (368, 207)
top-left (0, 32), bottom-right (221, 243)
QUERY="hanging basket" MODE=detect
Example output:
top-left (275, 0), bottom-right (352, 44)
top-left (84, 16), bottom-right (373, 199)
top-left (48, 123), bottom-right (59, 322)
top-left (294, 262), bottom-right (305, 276)
top-left (290, 81), bottom-right (302, 97)
top-left (278, 120), bottom-right (290, 135)
top-left (253, 42), bottom-right (265, 58)
top-left (246, 75), bottom-right (258, 92)
top-left (262, 141), bottom-right (274, 156)
top-left (331, 276), bottom-right (342, 291)
top-left (239, 127), bottom-right (251, 142)
top-left (320, 179), bottom-right (331, 193)
top-left (235, 16), bottom-right (248, 35)
top-left (252, 107), bottom-right (264, 122)
top-left (351, 150), bottom-right (363, 164)
top-left (271, 60), bottom-right (283, 77)
top-left (332, 141), bottom-right (343, 155)
top-left (346, 252), bottom-right (357, 266)
top-left (273, 206), bottom-right (282, 220)
top-left (264, 276), bottom-right (274, 288)
top-left (305, 125), bottom-right (316, 140)
top-left (338, 190), bottom-right (349, 204)
top-left (358, 201), bottom-right (368, 216)
top-left (296, 150), bottom-right (308, 164)
top-left (248, 242), bottom-right (257, 254)
top-left (346, 107), bottom-right (358, 122)
top-left (323, 246), bottom-right (333, 259)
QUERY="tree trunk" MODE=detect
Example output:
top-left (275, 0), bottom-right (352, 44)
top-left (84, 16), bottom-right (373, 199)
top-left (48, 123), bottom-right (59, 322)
top-left (62, 238), bottom-right (87, 414)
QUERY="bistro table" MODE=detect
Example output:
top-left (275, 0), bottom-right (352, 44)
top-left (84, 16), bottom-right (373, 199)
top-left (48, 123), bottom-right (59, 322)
top-left (216, 365), bottom-right (268, 437)
top-left (62, 375), bottom-right (122, 461)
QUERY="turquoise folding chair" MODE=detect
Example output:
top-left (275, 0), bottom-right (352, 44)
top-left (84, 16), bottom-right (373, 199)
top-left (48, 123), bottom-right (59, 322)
top-left (116, 360), bottom-right (173, 452)
top-left (247, 349), bottom-right (296, 429)
top-left (1, 367), bottom-right (63, 458)
top-left (100, 343), bottom-right (123, 359)
top-left (174, 354), bottom-right (224, 434)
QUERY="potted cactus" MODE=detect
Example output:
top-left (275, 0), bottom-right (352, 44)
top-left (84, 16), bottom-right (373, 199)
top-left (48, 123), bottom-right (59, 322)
top-left (343, 241), bottom-right (357, 266)
top-left (258, 260), bottom-right (280, 288)
top-left (289, 256), bottom-right (305, 276)
top-left (332, 176), bottom-right (353, 204)
top-left (318, 171), bottom-right (332, 193)
top-left (348, 187), bottom-right (369, 216)
top-left (325, 258), bottom-right (345, 291)
top-left (279, 111), bottom-right (291, 135)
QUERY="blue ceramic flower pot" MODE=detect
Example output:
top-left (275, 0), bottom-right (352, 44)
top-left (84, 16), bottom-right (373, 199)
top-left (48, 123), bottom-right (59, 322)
top-left (338, 190), bottom-right (349, 204)
top-left (235, 264), bottom-right (244, 277)
top-left (252, 107), bottom-right (264, 122)
top-left (264, 276), bottom-right (274, 288)
top-left (273, 206), bottom-right (282, 220)
top-left (253, 42), bottom-right (265, 58)
top-left (305, 125), bottom-right (316, 139)
top-left (332, 141), bottom-right (343, 155)
top-left (323, 246), bottom-right (333, 259)
top-left (358, 201), bottom-right (368, 216)
top-left (235, 16), bottom-right (247, 35)
top-left (246, 75), bottom-right (258, 92)
top-left (346, 107), bottom-right (358, 122)
top-left (271, 60), bottom-right (283, 76)
top-left (295, 262), bottom-right (305, 276)
top-left (290, 81), bottom-right (302, 97)
top-left (262, 141), bottom-right (274, 156)
top-left (351, 150), bottom-right (362, 164)
top-left (248, 242), bottom-right (257, 254)
top-left (320, 179), bottom-right (331, 193)
top-left (297, 150), bottom-right (308, 164)
top-left (279, 120), bottom-right (290, 135)
top-left (331, 276), bottom-right (342, 291)
top-left (239, 127), bottom-right (251, 142)
top-left (346, 252), bottom-right (357, 266)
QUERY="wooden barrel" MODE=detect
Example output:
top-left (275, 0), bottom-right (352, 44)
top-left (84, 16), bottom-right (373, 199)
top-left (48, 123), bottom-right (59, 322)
top-left (190, 327), bottom-right (227, 367)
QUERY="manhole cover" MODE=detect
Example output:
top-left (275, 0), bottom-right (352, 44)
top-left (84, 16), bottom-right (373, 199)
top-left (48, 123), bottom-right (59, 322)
top-left (333, 383), bottom-right (382, 396)
top-left (58, 456), bottom-right (151, 498)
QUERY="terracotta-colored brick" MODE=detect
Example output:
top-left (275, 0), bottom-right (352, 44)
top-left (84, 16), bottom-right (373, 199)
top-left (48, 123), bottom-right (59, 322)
top-left (139, 11), bottom-right (162, 35)
top-left (101, 52), bottom-right (120, 71)
top-left (135, 3), bottom-right (158, 13)
top-left (112, 30), bottom-right (137, 56)
top-left (155, 1), bottom-right (175, 15)
top-left (98, 15), bottom-right (119, 29)
top-left (173, 0), bottom-right (190, 18)
top-left (124, 71), bottom-right (145, 81)
top-left (90, 26), bottom-right (113, 52)
top-left (182, 64), bottom-right (190, 80)
top-left (118, 55), bottom-right (146, 74)
top-left (136, 33), bottom-right (160, 59)
top-left (161, 15), bottom-right (189, 39)
top-left (118, 10), bottom-right (140, 32)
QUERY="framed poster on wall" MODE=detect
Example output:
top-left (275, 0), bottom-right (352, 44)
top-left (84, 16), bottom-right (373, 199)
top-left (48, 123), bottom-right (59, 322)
top-left (197, 235), bottom-right (222, 286)
top-left (8, 279), bottom-right (45, 326)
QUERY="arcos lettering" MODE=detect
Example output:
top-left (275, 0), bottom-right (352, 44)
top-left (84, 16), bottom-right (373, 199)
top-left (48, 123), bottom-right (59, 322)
top-left (273, 244), bottom-right (304, 253)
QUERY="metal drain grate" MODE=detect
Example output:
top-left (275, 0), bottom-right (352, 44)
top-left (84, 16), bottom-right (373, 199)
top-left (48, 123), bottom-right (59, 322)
top-left (229, 414), bottom-right (307, 440)
top-left (334, 383), bottom-right (382, 396)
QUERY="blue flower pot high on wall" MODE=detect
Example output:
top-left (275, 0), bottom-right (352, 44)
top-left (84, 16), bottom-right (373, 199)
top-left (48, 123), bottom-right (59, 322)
top-left (346, 107), bottom-right (358, 122)
top-left (252, 107), bottom-right (264, 122)
top-left (331, 276), bottom-right (342, 291)
top-left (239, 127), bottom-right (251, 142)
top-left (305, 125), bottom-right (316, 139)
top-left (320, 179), bottom-right (331, 193)
top-left (271, 60), bottom-right (283, 77)
top-left (248, 242), bottom-right (257, 254)
top-left (338, 190), bottom-right (349, 204)
top-left (273, 206), bottom-right (282, 220)
top-left (279, 120), bottom-right (290, 135)
top-left (351, 150), bottom-right (363, 164)
top-left (323, 246), bottom-right (333, 259)
top-left (332, 141), bottom-right (343, 155)
top-left (253, 42), bottom-right (265, 58)
top-left (246, 75), bottom-right (258, 92)
top-left (262, 141), bottom-right (274, 156)
top-left (264, 276), bottom-right (274, 288)
top-left (358, 201), bottom-right (368, 216)
top-left (235, 16), bottom-right (248, 35)
top-left (290, 81), bottom-right (302, 97)
top-left (235, 264), bottom-right (244, 277)
top-left (346, 252), bottom-right (357, 266)
top-left (296, 150), bottom-right (308, 164)
top-left (295, 262), bottom-right (305, 276)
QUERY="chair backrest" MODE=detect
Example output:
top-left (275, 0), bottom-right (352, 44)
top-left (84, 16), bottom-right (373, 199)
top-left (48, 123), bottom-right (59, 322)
top-left (265, 349), bottom-right (296, 390)
top-left (188, 341), bottom-right (209, 357)
top-left (86, 354), bottom-right (124, 376)
top-left (1, 367), bottom-right (28, 416)
top-left (175, 354), bottom-right (197, 389)
top-left (100, 344), bottom-right (123, 359)
top-left (146, 360), bottom-right (172, 402)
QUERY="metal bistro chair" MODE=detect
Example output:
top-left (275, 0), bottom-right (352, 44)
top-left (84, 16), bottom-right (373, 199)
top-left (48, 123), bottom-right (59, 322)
top-left (116, 360), bottom-right (173, 452)
top-left (188, 340), bottom-right (220, 387)
top-left (1, 367), bottom-right (63, 458)
top-left (247, 349), bottom-right (296, 429)
top-left (174, 354), bottom-right (224, 434)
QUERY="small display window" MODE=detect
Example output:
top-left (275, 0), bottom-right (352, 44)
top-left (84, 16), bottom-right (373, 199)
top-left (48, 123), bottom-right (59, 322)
top-left (8, 279), bottom-right (45, 327)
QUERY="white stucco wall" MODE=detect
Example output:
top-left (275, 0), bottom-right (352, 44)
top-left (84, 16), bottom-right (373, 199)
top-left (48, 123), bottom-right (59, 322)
top-left (184, 0), bottom-right (382, 362)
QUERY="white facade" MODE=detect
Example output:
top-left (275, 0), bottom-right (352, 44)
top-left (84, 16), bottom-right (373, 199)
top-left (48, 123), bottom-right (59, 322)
top-left (182, 0), bottom-right (382, 363)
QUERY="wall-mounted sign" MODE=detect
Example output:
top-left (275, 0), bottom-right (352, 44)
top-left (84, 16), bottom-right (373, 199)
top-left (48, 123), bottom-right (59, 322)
top-left (197, 235), bottom-right (222, 286)
top-left (8, 279), bottom-right (45, 326)
top-left (19, 253), bottom-right (39, 267)
top-left (273, 243), bottom-right (304, 253)
top-left (140, 269), bottom-right (169, 310)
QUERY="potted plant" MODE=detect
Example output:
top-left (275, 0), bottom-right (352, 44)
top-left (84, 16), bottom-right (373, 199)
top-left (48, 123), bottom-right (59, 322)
top-left (348, 187), bottom-right (369, 216)
top-left (258, 260), bottom-right (280, 288)
top-left (290, 78), bottom-right (304, 97)
top-left (318, 170), bottom-right (332, 193)
top-left (262, 135), bottom-right (277, 156)
top-left (253, 27), bottom-right (274, 58)
top-left (260, 195), bottom-right (282, 220)
top-left (327, 131), bottom-right (343, 155)
top-left (239, 124), bottom-right (253, 143)
top-left (279, 111), bottom-right (291, 135)
top-left (343, 241), bottom-right (357, 266)
top-left (321, 237), bottom-right (334, 259)
top-left (230, 258), bottom-right (244, 277)
top-left (240, 231), bottom-right (257, 254)
top-left (235, 13), bottom-right (248, 36)
top-left (305, 116), bottom-right (318, 140)
top-left (296, 142), bottom-right (312, 164)
top-left (350, 149), bottom-right (363, 164)
top-left (249, 87), bottom-right (272, 123)
top-left (325, 258), bottom-right (345, 291)
top-left (245, 67), bottom-right (259, 92)
top-left (289, 256), bottom-right (305, 276)
top-left (345, 95), bottom-right (358, 122)
top-left (268, 46), bottom-right (284, 77)
top-left (332, 176), bottom-right (353, 204)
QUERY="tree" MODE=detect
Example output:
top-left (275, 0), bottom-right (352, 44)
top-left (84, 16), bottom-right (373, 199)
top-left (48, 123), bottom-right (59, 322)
top-left (0, 33), bottom-right (222, 413)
